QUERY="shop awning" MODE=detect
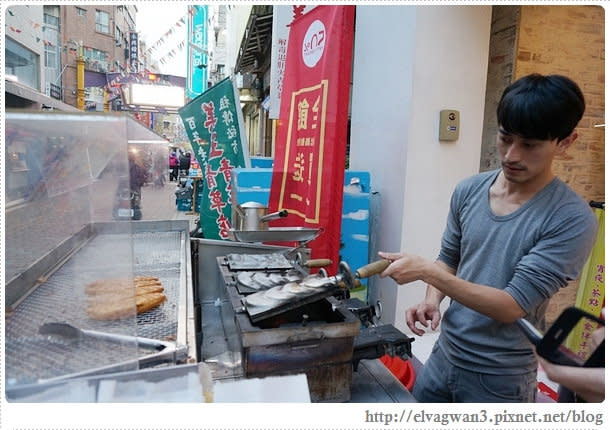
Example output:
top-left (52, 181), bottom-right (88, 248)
top-left (5, 79), bottom-right (79, 112)
top-left (234, 6), bottom-right (273, 74)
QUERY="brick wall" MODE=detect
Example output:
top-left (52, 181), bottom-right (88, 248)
top-left (481, 5), bottom-right (605, 323)
top-left (480, 6), bottom-right (520, 172)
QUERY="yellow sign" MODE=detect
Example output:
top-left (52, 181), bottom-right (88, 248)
top-left (566, 207), bottom-right (604, 357)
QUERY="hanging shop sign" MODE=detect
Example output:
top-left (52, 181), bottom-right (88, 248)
top-left (268, 6), bottom-right (355, 274)
top-left (186, 5), bottom-right (207, 100)
top-left (47, 83), bottom-right (62, 100)
top-left (129, 31), bottom-right (139, 72)
top-left (178, 77), bottom-right (249, 240)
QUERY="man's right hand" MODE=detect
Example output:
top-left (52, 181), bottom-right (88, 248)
top-left (406, 302), bottom-right (441, 336)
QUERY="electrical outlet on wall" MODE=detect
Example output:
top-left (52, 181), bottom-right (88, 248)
top-left (439, 110), bottom-right (459, 141)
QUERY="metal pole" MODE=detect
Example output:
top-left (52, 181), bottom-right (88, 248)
top-left (54, 64), bottom-right (68, 84)
top-left (103, 87), bottom-right (109, 112)
top-left (77, 45), bottom-right (85, 110)
top-left (257, 105), bottom-right (265, 156)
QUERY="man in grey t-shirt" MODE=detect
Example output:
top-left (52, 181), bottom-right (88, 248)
top-left (379, 74), bottom-right (598, 402)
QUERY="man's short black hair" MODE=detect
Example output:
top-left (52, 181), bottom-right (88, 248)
top-left (496, 73), bottom-right (585, 142)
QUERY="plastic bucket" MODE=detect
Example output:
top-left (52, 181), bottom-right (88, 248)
top-left (379, 354), bottom-right (416, 391)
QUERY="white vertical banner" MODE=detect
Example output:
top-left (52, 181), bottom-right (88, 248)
top-left (269, 5), bottom-right (315, 119)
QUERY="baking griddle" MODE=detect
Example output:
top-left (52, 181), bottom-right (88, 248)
top-left (235, 270), bottom-right (303, 295)
top-left (243, 283), bottom-right (342, 323)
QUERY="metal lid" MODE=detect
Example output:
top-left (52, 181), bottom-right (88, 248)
top-left (239, 201), bottom-right (267, 209)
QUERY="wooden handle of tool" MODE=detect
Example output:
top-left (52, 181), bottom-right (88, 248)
top-left (304, 258), bottom-right (333, 268)
top-left (356, 259), bottom-right (391, 279)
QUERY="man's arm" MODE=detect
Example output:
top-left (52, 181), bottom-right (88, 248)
top-left (422, 258), bottom-right (525, 322)
top-left (380, 252), bottom-right (525, 323)
top-left (424, 260), bottom-right (451, 307)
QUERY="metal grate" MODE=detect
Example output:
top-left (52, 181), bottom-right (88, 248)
top-left (5, 230), bottom-right (184, 386)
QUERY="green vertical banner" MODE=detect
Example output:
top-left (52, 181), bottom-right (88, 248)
top-left (179, 77), bottom-right (250, 240)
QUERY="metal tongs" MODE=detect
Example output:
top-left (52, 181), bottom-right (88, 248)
top-left (39, 322), bottom-right (187, 380)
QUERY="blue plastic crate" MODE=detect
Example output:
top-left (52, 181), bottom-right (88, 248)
top-left (176, 198), bottom-right (192, 211)
top-left (250, 157), bottom-right (274, 168)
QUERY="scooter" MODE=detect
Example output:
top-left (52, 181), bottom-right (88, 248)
top-left (177, 169), bottom-right (189, 187)
top-left (112, 176), bottom-right (143, 220)
top-left (190, 218), bottom-right (204, 238)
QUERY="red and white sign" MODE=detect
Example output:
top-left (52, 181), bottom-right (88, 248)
top-left (268, 6), bottom-right (355, 274)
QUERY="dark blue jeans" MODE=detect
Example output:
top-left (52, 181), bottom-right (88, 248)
top-left (413, 342), bottom-right (538, 402)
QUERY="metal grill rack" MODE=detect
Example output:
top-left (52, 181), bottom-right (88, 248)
top-left (5, 226), bottom-right (188, 387)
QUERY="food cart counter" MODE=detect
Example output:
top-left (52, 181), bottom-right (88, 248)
top-left (5, 111), bottom-right (416, 402)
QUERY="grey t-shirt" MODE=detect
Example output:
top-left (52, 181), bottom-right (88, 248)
top-left (436, 169), bottom-right (598, 375)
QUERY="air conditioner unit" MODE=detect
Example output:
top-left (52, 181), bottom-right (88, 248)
top-left (237, 72), bottom-right (255, 89)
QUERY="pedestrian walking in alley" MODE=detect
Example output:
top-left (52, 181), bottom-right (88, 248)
top-left (153, 149), bottom-right (166, 188)
top-left (169, 149), bottom-right (178, 181)
top-left (178, 151), bottom-right (192, 179)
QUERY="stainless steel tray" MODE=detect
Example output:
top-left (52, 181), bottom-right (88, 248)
top-left (228, 227), bottom-right (321, 244)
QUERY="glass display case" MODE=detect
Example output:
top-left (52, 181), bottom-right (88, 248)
top-left (4, 111), bottom-right (192, 398)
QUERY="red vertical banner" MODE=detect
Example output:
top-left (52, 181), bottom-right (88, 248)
top-left (268, 6), bottom-right (355, 274)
